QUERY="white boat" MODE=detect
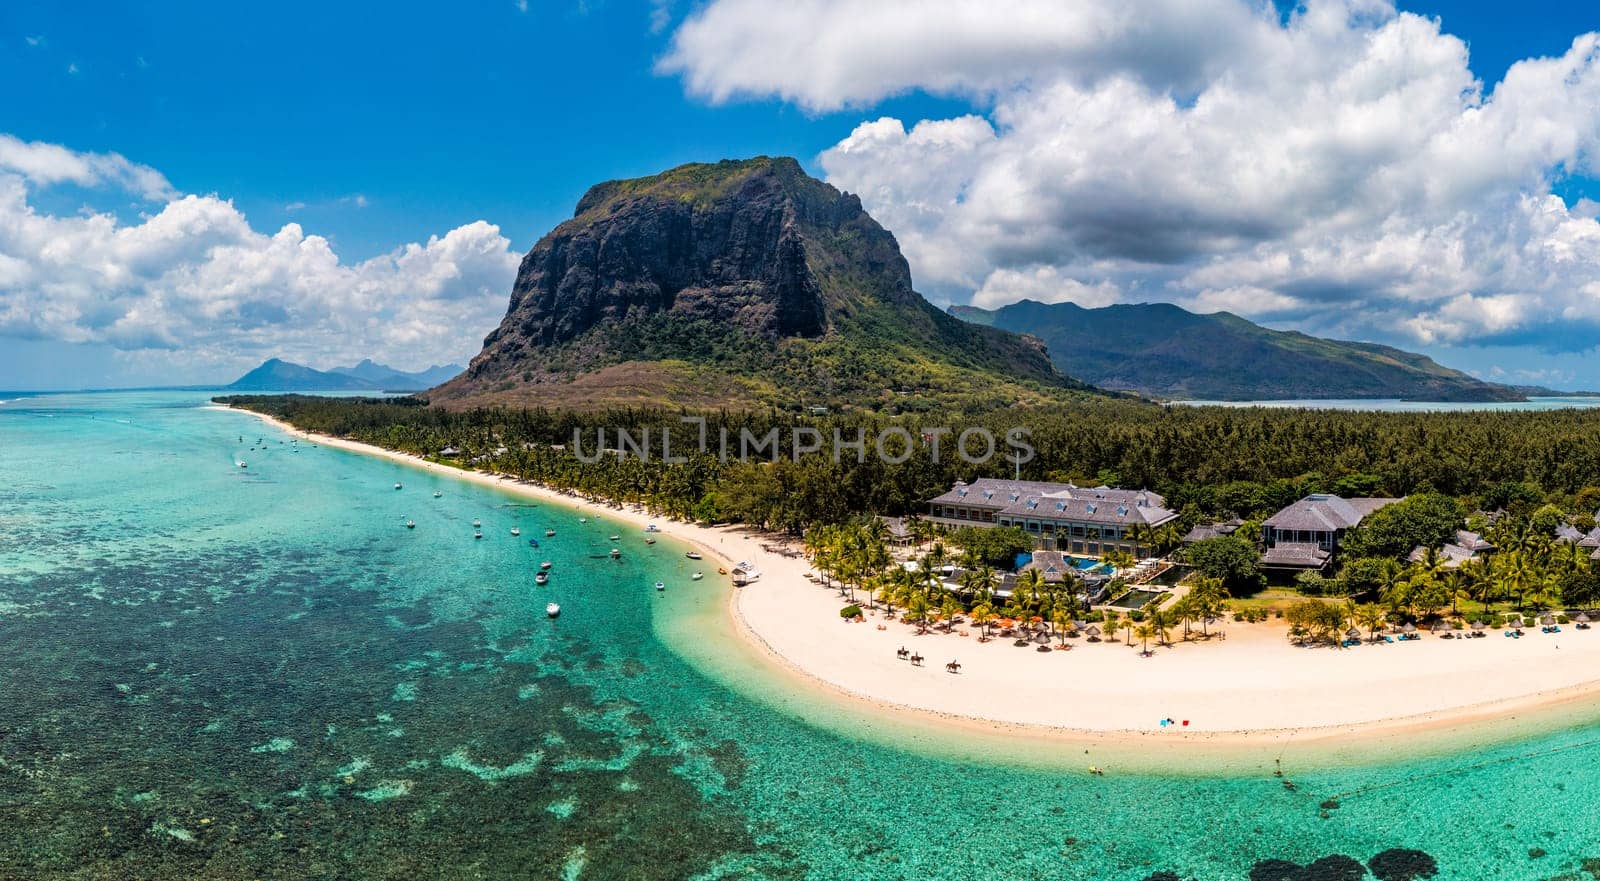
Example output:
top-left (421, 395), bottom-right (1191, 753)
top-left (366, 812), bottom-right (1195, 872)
top-left (609, 548), bottom-right (621, 558)
top-left (692, 572), bottom-right (703, 581)
top-left (472, 519), bottom-right (481, 528)
top-left (546, 602), bottom-right (560, 618)
top-left (732, 563), bottom-right (762, 586)
top-left (545, 529), bottom-right (556, 537)
top-left (540, 561), bottom-right (552, 571)
top-left (474, 531), bottom-right (483, 540)
top-left (510, 527), bottom-right (521, 536)
top-left (654, 581), bottom-right (665, 591)
top-left (645, 537), bottom-right (656, 545)
top-left (406, 520), bottom-right (415, 530)
top-left (535, 571), bottom-right (548, 586)
top-left (433, 491), bottom-right (442, 498)
top-left (609, 535), bottom-right (620, 542)
top-left (685, 552), bottom-right (703, 560)
top-left (237, 461), bottom-right (247, 468)
top-left (394, 483), bottom-right (403, 490)
top-left (579, 517), bottom-right (588, 524)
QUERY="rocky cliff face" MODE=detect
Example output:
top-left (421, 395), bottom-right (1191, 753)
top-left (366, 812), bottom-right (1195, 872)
top-left (433, 158), bottom-right (1086, 411)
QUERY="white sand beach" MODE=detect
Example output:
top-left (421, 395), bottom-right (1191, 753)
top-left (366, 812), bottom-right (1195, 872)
top-left (224, 405), bottom-right (1600, 754)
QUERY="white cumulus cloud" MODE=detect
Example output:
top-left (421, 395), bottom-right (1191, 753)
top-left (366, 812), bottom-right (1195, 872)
top-left (668, 0), bottom-right (1600, 353)
top-left (660, 0), bottom-right (1277, 112)
top-left (0, 134), bottom-right (176, 200)
top-left (0, 137), bottom-right (520, 378)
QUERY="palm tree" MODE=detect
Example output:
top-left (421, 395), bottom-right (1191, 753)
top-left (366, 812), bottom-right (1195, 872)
top-left (1378, 562), bottom-right (1408, 612)
top-left (1145, 605), bottom-right (1173, 646)
top-left (905, 594), bottom-right (930, 634)
top-left (1526, 572), bottom-right (1560, 613)
top-left (1187, 577), bottom-right (1229, 637)
top-left (871, 575), bottom-right (903, 615)
top-left (1355, 602), bottom-right (1387, 642)
top-left (1504, 552), bottom-right (1534, 611)
top-left (940, 594), bottom-right (963, 632)
top-left (1134, 621), bottom-right (1158, 654)
top-left (1102, 611), bottom-right (1122, 644)
top-left (1051, 606), bottom-right (1072, 646)
top-left (958, 566), bottom-right (992, 604)
top-left (1154, 522), bottom-right (1184, 556)
top-left (1461, 557), bottom-right (1495, 613)
top-left (970, 603), bottom-right (996, 640)
top-left (1441, 568), bottom-right (1467, 617)
top-left (1103, 548), bottom-right (1137, 573)
top-left (1128, 522), bottom-right (1156, 558)
top-left (1169, 595), bottom-right (1196, 642)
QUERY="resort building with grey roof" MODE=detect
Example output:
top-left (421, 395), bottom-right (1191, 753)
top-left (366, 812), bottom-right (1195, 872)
top-left (1260, 493), bottom-right (1402, 571)
top-left (927, 478), bottom-right (1178, 558)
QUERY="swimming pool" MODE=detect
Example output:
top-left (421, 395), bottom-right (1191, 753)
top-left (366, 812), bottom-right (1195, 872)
top-left (1013, 552), bottom-right (1116, 575)
top-left (1107, 588), bottom-right (1166, 609)
top-left (1071, 555), bottom-right (1115, 574)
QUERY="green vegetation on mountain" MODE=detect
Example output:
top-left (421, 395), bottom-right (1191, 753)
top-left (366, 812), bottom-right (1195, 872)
top-left (430, 158), bottom-right (1097, 413)
top-left (951, 300), bottom-right (1527, 402)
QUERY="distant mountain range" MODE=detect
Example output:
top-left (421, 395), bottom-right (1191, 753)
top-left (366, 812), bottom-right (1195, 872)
top-left (226, 358), bottom-right (462, 392)
top-left (950, 300), bottom-right (1544, 402)
top-left (430, 157), bottom-right (1095, 411)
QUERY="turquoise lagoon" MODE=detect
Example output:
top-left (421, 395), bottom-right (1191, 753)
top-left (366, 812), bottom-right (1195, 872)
top-left (3, 391), bottom-right (1600, 880)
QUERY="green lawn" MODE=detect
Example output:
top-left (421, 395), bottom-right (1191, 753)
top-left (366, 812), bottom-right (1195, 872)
top-left (1225, 588), bottom-right (1318, 616)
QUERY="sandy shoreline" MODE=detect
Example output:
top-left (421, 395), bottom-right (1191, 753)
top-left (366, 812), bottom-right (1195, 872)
top-left (219, 404), bottom-right (1600, 763)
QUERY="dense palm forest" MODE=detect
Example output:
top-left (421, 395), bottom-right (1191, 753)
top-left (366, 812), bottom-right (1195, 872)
top-left (218, 395), bottom-right (1600, 532)
top-left (220, 394), bottom-right (1600, 631)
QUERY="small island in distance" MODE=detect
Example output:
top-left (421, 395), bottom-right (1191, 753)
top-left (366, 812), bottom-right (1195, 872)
top-left (226, 358), bottom-right (462, 393)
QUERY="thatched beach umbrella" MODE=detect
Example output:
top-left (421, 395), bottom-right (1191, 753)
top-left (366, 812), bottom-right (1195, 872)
top-left (1470, 620), bottom-right (1486, 631)
top-left (1578, 612), bottom-right (1592, 624)
top-left (1402, 622), bottom-right (1417, 634)
top-left (1431, 621), bottom-right (1450, 633)
top-left (1541, 614), bottom-right (1556, 626)
top-left (1086, 625), bottom-right (1102, 639)
top-left (1345, 627), bottom-right (1361, 640)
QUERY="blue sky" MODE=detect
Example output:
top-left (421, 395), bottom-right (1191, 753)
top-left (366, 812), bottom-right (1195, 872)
top-left (2, 0), bottom-right (965, 261)
top-left (2, 0), bottom-right (1599, 390)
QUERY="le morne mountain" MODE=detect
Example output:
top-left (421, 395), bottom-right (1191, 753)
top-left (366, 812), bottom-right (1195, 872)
top-left (227, 359), bottom-right (462, 392)
top-left (951, 300), bottom-right (1535, 402)
top-left (429, 157), bottom-right (1094, 412)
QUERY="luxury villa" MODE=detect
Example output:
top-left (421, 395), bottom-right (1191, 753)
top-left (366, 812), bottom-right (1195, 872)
top-left (926, 478), bottom-right (1179, 557)
top-left (1259, 493), bottom-right (1402, 571)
